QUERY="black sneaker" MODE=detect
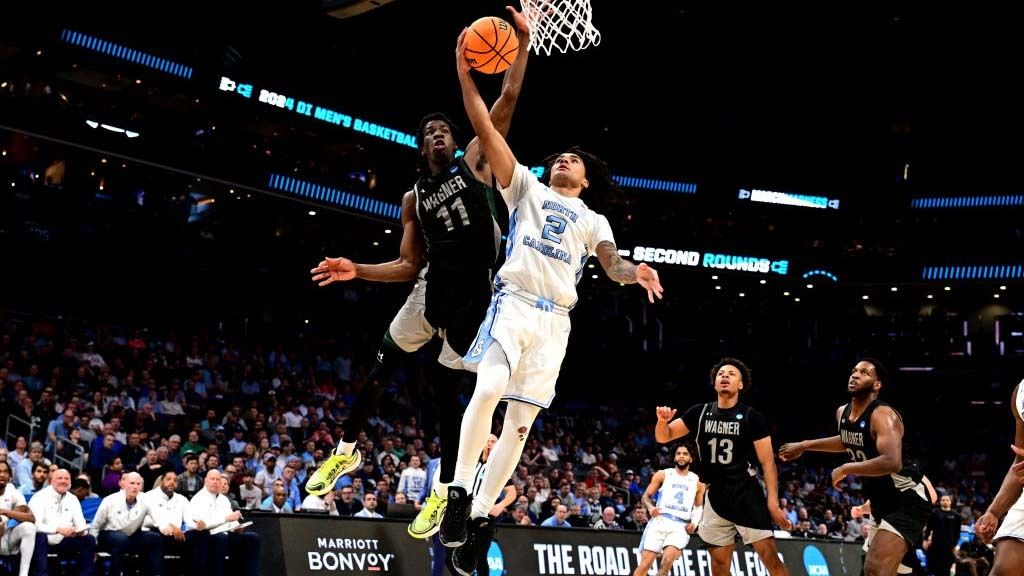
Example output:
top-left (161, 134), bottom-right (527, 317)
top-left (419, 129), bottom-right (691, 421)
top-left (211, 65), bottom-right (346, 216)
top-left (438, 486), bottom-right (470, 547)
top-left (450, 516), bottom-right (494, 576)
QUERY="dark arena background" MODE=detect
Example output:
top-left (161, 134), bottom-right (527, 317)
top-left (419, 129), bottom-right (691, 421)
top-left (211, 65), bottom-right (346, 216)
top-left (1, 1), bottom-right (1022, 575)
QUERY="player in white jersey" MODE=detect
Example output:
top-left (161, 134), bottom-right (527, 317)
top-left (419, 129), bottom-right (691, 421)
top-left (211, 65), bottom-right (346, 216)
top-left (442, 30), bottom-right (665, 576)
top-left (976, 378), bottom-right (1024, 576)
top-left (0, 460), bottom-right (37, 576)
top-left (636, 445), bottom-right (705, 576)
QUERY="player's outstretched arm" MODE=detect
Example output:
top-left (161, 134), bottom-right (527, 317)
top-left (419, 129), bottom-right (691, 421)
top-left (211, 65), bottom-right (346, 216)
top-left (655, 406), bottom-right (687, 443)
top-left (464, 6), bottom-right (531, 181)
top-left (779, 406), bottom-right (848, 460)
top-left (977, 386), bottom-right (1024, 543)
top-left (595, 242), bottom-right (664, 303)
top-left (456, 29), bottom-right (516, 189)
top-left (311, 191), bottom-right (424, 284)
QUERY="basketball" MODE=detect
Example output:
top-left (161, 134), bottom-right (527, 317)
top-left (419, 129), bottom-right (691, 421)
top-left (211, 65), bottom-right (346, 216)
top-left (465, 16), bottom-right (519, 74)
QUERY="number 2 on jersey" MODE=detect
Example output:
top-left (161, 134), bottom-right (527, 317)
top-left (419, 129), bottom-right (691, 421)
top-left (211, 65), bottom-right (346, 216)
top-left (541, 215), bottom-right (567, 244)
top-left (437, 197), bottom-right (470, 231)
top-left (708, 438), bottom-right (734, 464)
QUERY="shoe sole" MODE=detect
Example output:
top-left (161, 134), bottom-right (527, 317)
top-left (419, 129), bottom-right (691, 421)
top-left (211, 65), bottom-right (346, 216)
top-left (407, 524), bottom-right (441, 539)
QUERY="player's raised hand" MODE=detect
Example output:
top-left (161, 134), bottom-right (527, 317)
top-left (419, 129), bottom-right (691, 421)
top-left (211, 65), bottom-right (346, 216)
top-left (311, 257), bottom-right (356, 286)
top-left (778, 442), bottom-right (805, 462)
top-left (975, 511), bottom-right (999, 543)
top-left (655, 406), bottom-right (677, 423)
top-left (506, 5), bottom-right (530, 37)
top-left (637, 263), bottom-right (664, 303)
top-left (456, 28), bottom-right (471, 75)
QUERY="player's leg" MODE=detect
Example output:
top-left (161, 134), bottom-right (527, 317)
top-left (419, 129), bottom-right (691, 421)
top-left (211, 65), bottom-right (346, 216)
top-left (708, 545), bottom-right (735, 576)
top-left (306, 283), bottom-right (432, 495)
top-left (991, 539), bottom-right (1024, 576)
top-left (864, 528), bottom-right (909, 576)
top-left (750, 537), bottom-right (790, 576)
top-left (440, 343), bottom-right (512, 546)
top-left (657, 546), bottom-right (682, 576)
top-left (634, 551), bottom-right (659, 576)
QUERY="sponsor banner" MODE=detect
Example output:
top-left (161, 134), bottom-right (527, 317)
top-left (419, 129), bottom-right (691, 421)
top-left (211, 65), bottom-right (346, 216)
top-left (257, 516), bottom-right (863, 576)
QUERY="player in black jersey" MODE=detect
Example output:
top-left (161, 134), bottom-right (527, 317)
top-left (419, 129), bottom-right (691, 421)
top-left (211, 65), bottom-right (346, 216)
top-left (304, 7), bottom-right (531, 518)
top-left (655, 358), bottom-right (792, 576)
top-left (779, 358), bottom-right (931, 576)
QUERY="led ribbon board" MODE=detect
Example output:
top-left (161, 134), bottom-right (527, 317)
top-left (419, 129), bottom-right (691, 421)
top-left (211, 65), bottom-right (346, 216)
top-left (632, 245), bottom-right (789, 275)
top-left (219, 76), bottom-right (418, 149)
top-left (61, 29), bottom-right (193, 79)
top-left (738, 188), bottom-right (839, 210)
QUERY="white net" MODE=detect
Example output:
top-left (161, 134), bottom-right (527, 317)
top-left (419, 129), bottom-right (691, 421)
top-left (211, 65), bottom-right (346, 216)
top-left (520, 0), bottom-right (602, 55)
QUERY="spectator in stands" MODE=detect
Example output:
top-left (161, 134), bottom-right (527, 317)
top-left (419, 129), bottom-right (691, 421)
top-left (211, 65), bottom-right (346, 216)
top-left (301, 489), bottom-right (339, 515)
top-left (355, 492), bottom-right (383, 519)
top-left (397, 455), bottom-right (426, 503)
top-left (254, 453), bottom-right (281, 497)
top-left (177, 453), bottom-right (203, 500)
top-left (7, 437), bottom-right (28, 472)
top-left (280, 465), bottom-right (302, 511)
top-left (45, 409), bottom-right (77, 457)
top-left (70, 476), bottom-right (101, 523)
top-left (541, 504), bottom-right (571, 528)
top-left (100, 456), bottom-right (124, 495)
top-left (219, 474), bottom-right (241, 511)
top-left (185, 469), bottom-right (260, 576)
top-left (165, 436), bottom-right (184, 472)
top-left (238, 470), bottom-right (261, 510)
top-left (138, 449), bottom-right (168, 491)
top-left (28, 468), bottom-right (96, 576)
top-left (621, 505), bottom-right (648, 531)
top-left (181, 430), bottom-right (204, 458)
top-left (19, 461), bottom-right (48, 500)
top-left (260, 483), bottom-right (292, 510)
top-left (792, 520), bottom-right (814, 539)
top-left (14, 442), bottom-right (45, 488)
top-left (509, 503), bottom-right (533, 526)
top-left (0, 459), bottom-right (37, 576)
top-left (120, 432), bottom-right (146, 473)
top-left (336, 486), bottom-right (363, 516)
top-left (91, 471), bottom-right (163, 576)
top-left (593, 506), bottom-right (623, 530)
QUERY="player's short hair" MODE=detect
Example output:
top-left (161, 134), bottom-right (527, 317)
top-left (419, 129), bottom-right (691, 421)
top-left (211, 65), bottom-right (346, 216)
top-left (540, 146), bottom-right (620, 213)
top-left (674, 442), bottom-right (694, 456)
top-left (418, 112), bottom-right (460, 147)
top-left (71, 478), bottom-right (90, 491)
top-left (860, 357), bottom-right (889, 386)
top-left (710, 357), bottom-right (752, 391)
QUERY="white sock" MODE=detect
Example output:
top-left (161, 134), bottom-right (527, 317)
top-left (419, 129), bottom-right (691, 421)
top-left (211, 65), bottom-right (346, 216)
top-left (453, 345), bottom-right (510, 487)
top-left (470, 401), bottom-right (539, 520)
top-left (335, 440), bottom-right (356, 456)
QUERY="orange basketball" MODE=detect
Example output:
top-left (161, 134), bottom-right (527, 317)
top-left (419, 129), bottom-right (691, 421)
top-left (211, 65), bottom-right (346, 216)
top-left (465, 16), bottom-right (519, 74)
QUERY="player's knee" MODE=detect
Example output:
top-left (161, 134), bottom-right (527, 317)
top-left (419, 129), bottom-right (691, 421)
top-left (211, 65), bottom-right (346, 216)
top-left (864, 556), bottom-right (891, 576)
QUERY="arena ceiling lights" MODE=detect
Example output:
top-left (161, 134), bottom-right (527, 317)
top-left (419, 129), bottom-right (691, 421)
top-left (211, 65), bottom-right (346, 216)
top-left (85, 120), bottom-right (140, 139)
top-left (61, 29), bottom-right (193, 79)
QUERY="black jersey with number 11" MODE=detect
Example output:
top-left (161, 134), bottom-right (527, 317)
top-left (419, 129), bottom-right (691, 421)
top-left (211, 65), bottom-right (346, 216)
top-left (413, 158), bottom-right (501, 270)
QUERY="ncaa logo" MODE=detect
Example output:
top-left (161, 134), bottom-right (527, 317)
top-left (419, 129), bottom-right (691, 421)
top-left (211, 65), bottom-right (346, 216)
top-left (485, 540), bottom-right (506, 575)
top-left (449, 165), bottom-right (459, 173)
top-left (803, 545), bottom-right (830, 576)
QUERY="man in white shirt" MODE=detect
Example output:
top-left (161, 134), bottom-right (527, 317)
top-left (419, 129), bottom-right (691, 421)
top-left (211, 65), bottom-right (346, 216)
top-left (0, 460), bottom-right (37, 576)
top-left (185, 470), bottom-right (260, 576)
top-left (143, 471), bottom-right (189, 562)
top-left (91, 472), bottom-right (163, 575)
top-left (28, 468), bottom-right (95, 576)
top-left (397, 455), bottom-right (426, 503)
top-left (300, 490), bottom-right (338, 516)
top-left (354, 492), bottom-right (384, 519)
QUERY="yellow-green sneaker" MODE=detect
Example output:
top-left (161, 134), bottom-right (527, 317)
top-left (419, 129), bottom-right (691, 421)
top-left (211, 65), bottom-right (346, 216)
top-left (407, 490), bottom-right (447, 539)
top-left (305, 450), bottom-right (362, 496)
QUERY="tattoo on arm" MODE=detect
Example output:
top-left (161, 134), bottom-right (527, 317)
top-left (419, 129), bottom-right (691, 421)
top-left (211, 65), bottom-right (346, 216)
top-left (597, 241), bottom-right (637, 284)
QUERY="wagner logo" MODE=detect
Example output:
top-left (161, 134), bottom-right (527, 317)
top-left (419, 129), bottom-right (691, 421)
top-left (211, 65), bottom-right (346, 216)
top-left (307, 537), bottom-right (396, 573)
top-left (803, 545), bottom-right (830, 576)
top-left (486, 540), bottom-right (505, 576)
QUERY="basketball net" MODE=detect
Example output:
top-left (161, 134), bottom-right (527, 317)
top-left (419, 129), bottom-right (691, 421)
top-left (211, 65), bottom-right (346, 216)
top-left (520, 0), bottom-right (602, 55)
